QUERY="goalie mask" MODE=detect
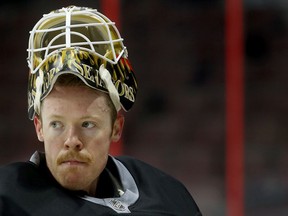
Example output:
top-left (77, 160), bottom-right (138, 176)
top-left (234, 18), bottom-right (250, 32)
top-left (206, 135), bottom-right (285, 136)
top-left (27, 6), bottom-right (137, 120)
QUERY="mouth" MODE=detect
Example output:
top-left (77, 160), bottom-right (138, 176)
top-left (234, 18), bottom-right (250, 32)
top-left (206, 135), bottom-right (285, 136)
top-left (60, 160), bottom-right (87, 166)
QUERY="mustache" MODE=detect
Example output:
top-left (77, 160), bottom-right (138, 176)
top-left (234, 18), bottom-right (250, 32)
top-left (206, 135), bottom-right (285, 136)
top-left (56, 151), bottom-right (92, 165)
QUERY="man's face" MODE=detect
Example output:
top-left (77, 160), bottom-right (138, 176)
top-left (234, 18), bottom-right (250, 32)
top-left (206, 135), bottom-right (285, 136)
top-left (34, 85), bottom-right (123, 195)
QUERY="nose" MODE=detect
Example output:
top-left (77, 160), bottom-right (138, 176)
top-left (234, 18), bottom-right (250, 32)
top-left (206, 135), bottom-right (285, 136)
top-left (64, 127), bottom-right (83, 150)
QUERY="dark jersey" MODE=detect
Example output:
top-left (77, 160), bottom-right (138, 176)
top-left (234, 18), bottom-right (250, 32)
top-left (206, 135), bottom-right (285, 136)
top-left (0, 152), bottom-right (201, 216)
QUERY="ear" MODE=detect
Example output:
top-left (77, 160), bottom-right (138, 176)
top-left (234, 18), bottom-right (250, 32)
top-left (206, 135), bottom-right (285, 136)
top-left (34, 116), bottom-right (44, 142)
top-left (111, 114), bottom-right (125, 142)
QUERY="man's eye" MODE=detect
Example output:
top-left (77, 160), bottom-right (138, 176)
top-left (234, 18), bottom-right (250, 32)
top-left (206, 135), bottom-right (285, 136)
top-left (82, 121), bottom-right (95, 129)
top-left (50, 121), bottom-right (62, 129)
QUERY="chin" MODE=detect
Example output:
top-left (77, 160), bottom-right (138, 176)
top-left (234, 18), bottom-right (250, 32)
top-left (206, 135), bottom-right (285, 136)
top-left (56, 171), bottom-right (96, 194)
top-left (59, 177), bottom-right (89, 192)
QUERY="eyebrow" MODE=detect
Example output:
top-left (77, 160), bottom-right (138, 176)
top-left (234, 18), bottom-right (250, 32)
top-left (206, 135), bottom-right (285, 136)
top-left (46, 114), bottom-right (63, 119)
top-left (80, 115), bottom-right (104, 123)
top-left (49, 114), bottom-right (104, 122)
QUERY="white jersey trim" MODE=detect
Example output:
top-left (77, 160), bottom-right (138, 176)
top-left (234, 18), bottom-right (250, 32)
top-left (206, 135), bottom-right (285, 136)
top-left (80, 156), bottom-right (139, 213)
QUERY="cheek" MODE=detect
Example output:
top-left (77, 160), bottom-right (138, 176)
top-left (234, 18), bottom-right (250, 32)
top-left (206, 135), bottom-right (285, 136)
top-left (43, 136), bottom-right (62, 164)
top-left (44, 143), bottom-right (59, 180)
top-left (88, 133), bottom-right (111, 154)
top-left (86, 132), bottom-right (112, 161)
top-left (44, 144), bottom-right (56, 167)
top-left (44, 142), bottom-right (58, 158)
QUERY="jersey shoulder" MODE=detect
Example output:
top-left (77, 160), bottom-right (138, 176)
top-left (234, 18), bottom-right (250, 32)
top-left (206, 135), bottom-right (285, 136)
top-left (0, 162), bottom-right (34, 184)
top-left (0, 161), bottom-right (48, 194)
top-left (116, 156), bottom-right (202, 216)
top-left (116, 155), bottom-right (186, 186)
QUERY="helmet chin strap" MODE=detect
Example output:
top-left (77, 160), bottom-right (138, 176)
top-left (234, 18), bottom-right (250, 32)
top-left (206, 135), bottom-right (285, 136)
top-left (34, 69), bottom-right (44, 116)
top-left (99, 64), bottom-right (121, 112)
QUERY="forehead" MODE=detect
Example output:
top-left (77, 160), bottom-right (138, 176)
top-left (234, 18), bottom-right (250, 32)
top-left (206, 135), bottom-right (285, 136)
top-left (41, 85), bottom-right (111, 116)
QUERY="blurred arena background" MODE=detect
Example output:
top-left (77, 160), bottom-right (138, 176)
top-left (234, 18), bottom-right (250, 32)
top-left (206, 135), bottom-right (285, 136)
top-left (0, 0), bottom-right (288, 215)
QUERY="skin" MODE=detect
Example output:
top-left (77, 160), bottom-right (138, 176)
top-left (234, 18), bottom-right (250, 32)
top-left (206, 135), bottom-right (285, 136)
top-left (34, 84), bottom-right (124, 196)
